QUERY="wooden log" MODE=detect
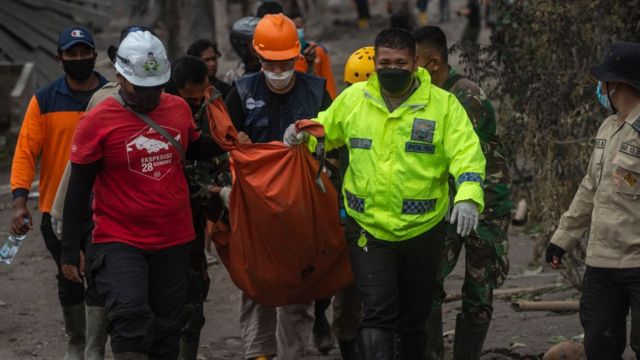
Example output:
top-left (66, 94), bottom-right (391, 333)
top-left (511, 301), bottom-right (579, 312)
top-left (444, 284), bottom-right (562, 303)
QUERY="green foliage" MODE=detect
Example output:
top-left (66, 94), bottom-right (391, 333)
top-left (458, 0), bottom-right (640, 242)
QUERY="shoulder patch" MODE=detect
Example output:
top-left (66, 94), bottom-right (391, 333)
top-left (594, 139), bottom-right (606, 149)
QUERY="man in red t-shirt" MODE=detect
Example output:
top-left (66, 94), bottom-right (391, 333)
top-left (60, 31), bottom-right (224, 360)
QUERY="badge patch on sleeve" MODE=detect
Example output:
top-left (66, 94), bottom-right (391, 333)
top-left (411, 119), bottom-right (436, 143)
top-left (350, 138), bottom-right (372, 149)
top-left (619, 142), bottom-right (640, 158)
top-left (594, 139), bottom-right (606, 149)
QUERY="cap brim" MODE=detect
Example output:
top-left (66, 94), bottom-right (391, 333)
top-left (254, 47), bottom-right (300, 61)
top-left (59, 39), bottom-right (95, 51)
top-left (590, 65), bottom-right (625, 82)
top-left (590, 65), bottom-right (640, 93)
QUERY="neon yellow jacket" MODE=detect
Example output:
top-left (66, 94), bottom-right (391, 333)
top-left (313, 68), bottom-right (485, 241)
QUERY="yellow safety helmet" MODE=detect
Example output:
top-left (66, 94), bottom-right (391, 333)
top-left (344, 46), bottom-right (375, 85)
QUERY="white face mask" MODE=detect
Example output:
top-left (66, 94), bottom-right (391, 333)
top-left (264, 70), bottom-right (294, 90)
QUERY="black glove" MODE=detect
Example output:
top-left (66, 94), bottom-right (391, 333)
top-left (545, 243), bottom-right (567, 269)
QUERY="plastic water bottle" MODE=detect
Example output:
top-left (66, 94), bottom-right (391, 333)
top-left (1, 219), bottom-right (29, 264)
top-left (0, 233), bottom-right (26, 264)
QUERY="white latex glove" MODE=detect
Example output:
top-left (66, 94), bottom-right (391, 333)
top-left (51, 217), bottom-right (63, 240)
top-left (450, 200), bottom-right (479, 237)
top-left (283, 123), bottom-right (309, 147)
top-left (219, 186), bottom-right (231, 209)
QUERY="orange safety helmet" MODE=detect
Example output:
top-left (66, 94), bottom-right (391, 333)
top-left (253, 14), bottom-right (301, 61)
top-left (344, 46), bottom-right (375, 85)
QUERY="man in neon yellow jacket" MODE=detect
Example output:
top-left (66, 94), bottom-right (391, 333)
top-left (284, 28), bottom-right (485, 359)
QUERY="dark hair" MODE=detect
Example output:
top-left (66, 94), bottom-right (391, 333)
top-left (187, 39), bottom-right (220, 58)
top-left (107, 26), bottom-right (156, 63)
top-left (257, 1), bottom-right (284, 17)
top-left (288, 10), bottom-right (303, 21)
top-left (374, 28), bottom-right (416, 57)
top-left (165, 55), bottom-right (208, 95)
top-left (413, 26), bottom-right (448, 63)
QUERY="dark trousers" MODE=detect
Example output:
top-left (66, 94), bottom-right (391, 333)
top-left (346, 217), bottom-right (445, 356)
top-left (180, 209), bottom-right (210, 344)
top-left (355, 0), bottom-right (370, 19)
top-left (41, 213), bottom-right (85, 307)
top-left (580, 266), bottom-right (640, 360)
top-left (92, 241), bottom-right (190, 357)
top-left (417, 0), bottom-right (429, 12)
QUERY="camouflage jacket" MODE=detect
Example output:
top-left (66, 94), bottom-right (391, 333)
top-left (444, 67), bottom-right (513, 219)
top-left (184, 89), bottom-right (230, 217)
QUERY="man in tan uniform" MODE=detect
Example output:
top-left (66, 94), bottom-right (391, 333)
top-left (546, 41), bottom-right (640, 359)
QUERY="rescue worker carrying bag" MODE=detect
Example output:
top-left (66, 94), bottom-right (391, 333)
top-left (204, 87), bottom-right (352, 307)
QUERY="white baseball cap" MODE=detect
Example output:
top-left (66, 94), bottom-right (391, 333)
top-left (115, 31), bottom-right (170, 87)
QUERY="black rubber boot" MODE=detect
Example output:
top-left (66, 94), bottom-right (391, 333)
top-left (85, 306), bottom-right (107, 360)
top-left (62, 304), bottom-right (86, 360)
top-left (452, 314), bottom-right (490, 360)
top-left (313, 299), bottom-right (335, 355)
top-left (178, 302), bottom-right (205, 360)
top-left (424, 309), bottom-right (444, 360)
top-left (338, 339), bottom-right (360, 360)
top-left (356, 328), bottom-right (396, 360)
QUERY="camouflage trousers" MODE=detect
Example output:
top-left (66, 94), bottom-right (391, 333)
top-left (431, 216), bottom-right (510, 324)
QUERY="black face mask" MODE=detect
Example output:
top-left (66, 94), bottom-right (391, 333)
top-left (377, 68), bottom-right (414, 95)
top-left (62, 57), bottom-right (96, 81)
top-left (119, 86), bottom-right (163, 113)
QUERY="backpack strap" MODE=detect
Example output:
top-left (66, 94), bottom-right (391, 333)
top-left (442, 73), bottom-right (465, 92)
top-left (113, 94), bottom-right (186, 163)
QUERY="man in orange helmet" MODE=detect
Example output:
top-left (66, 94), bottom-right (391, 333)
top-left (224, 13), bottom-right (332, 360)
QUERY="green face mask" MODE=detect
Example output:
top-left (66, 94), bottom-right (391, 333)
top-left (377, 68), bottom-right (413, 94)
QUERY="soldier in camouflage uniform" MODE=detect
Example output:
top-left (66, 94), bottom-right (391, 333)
top-left (166, 55), bottom-right (230, 360)
top-left (414, 26), bottom-right (513, 359)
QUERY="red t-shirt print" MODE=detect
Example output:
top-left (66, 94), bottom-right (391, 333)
top-left (126, 125), bottom-right (181, 180)
top-left (70, 94), bottom-right (200, 250)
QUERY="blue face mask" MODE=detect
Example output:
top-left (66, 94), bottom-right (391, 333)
top-left (596, 81), bottom-right (616, 112)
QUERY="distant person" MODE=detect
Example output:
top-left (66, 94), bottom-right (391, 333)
top-left (417, 0), bottom-right (429, 26)
top-left (9, 25), bottom-right (107, 360)
top-left (224, 17), bottom-right (262, 84)
top-left (387, 0), bottom-right (415, 30)
top-left (439, 0), bottom-right (450, 22)
top-left (546, 41), bottom-right (640, 360)
top-left (290, 11), bottom-right (338, 99)
top-left (457, 0), bottom-right (481, 45)
top-left (353, 0), bottom-right (371, 29)
top-left (187, 39), bottom-right (232, 99)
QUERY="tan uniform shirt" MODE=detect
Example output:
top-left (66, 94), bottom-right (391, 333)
top-left (50, 82), bottom-right (120, 219)
top-left (551, 102), bottom-right (640, 268)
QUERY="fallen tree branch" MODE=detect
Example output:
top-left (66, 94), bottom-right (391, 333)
top-left (511, 301), bottom-right (579, 312)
